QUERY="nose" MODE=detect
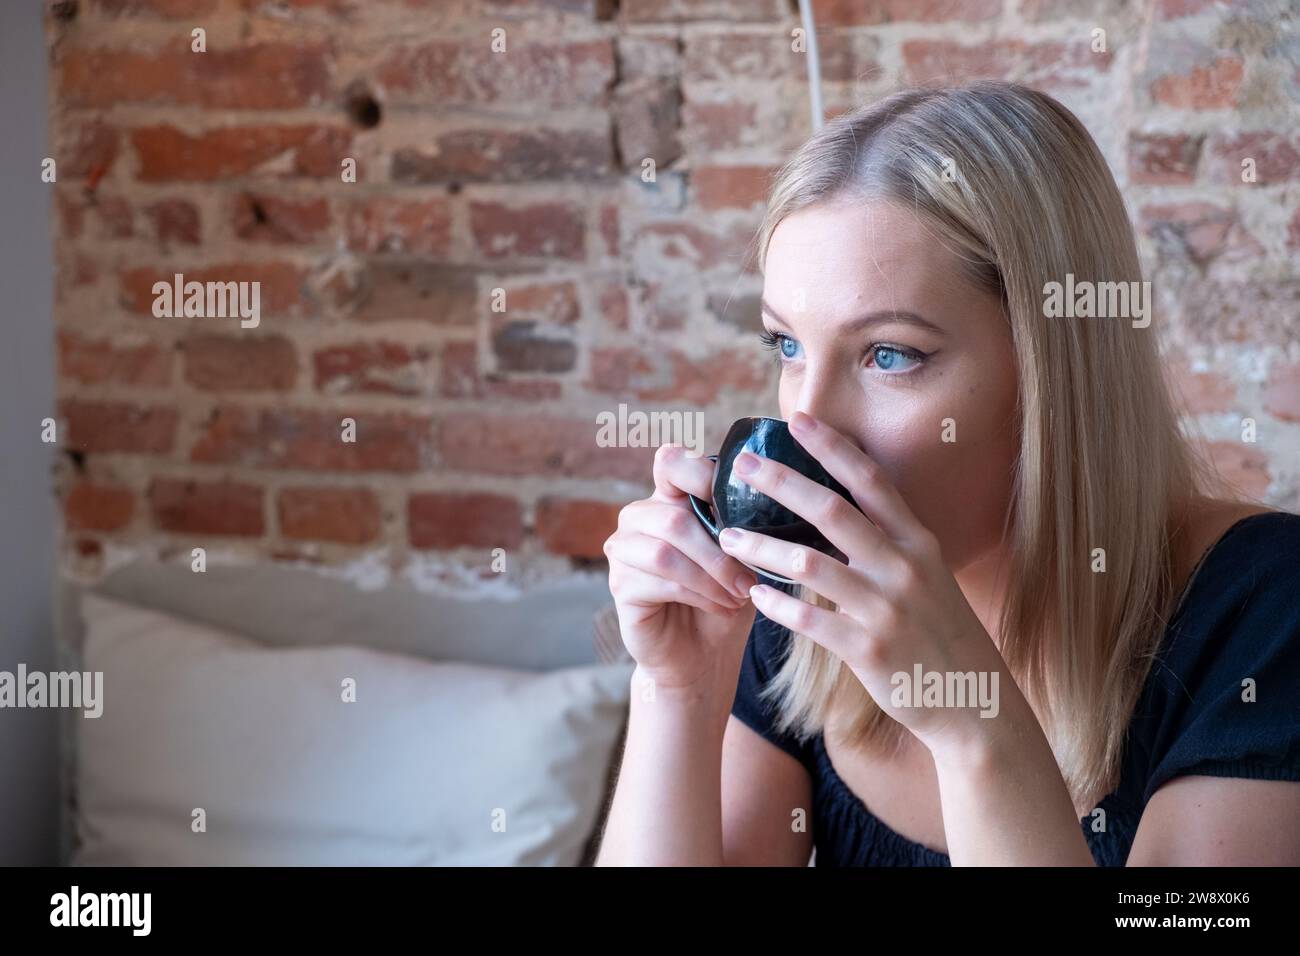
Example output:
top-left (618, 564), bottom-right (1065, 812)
top-left (787, 366), bottom-right (846, 432)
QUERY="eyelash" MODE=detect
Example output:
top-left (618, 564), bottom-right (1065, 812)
top-left (757, 328), bottom-right (929, 374)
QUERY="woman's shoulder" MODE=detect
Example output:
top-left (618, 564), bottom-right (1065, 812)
top-left (1172, 500), bottom-right (1297, 587)
top-left (1165, 501), bottom-right (1300, 643)
top-left (1135, 503), bottom-right (1300, 804)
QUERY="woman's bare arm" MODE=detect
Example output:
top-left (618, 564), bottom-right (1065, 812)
top-left (721, 717), bottom-right (815, 866)
top-left (595, 663), bottom-right (814, 866)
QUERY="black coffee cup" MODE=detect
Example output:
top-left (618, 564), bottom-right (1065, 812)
top-left (687, 417), bottom-right (865, 584)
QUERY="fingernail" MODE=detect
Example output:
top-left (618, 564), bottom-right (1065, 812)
top-left (733, 573), bottom-right (754, 598)
top-left (719, 527), bottom-right (745, 548)
top-left (790, 411), bottom-right (816, 433)
top-left (734, 451), bottom-right (759, 475)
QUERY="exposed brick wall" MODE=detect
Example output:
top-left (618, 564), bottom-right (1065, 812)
top-left (43, 0), bottom-right (1300, 589)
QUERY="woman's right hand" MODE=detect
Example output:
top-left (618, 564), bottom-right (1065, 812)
top-left (603, 443), bottom-right (760, 694)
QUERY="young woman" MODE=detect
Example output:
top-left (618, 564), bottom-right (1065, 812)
top-left (594, 82), bottom-right (1300, 866)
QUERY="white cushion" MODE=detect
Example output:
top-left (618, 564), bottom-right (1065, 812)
top-left (73, 593), bottom-right (632, 866)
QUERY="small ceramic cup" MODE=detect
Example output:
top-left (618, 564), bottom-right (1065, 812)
top-left (686, 416), bottom-right (865, 585)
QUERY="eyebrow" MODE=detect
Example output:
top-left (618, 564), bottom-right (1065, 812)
top-left (760, 299), bottom-right (948, 338)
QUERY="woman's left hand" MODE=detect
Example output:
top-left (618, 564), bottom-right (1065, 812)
top-left (717, 409), bottom-right (1019, 764)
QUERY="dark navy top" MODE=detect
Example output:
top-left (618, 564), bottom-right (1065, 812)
top-left (731, 511), bottom-right (1300, 866)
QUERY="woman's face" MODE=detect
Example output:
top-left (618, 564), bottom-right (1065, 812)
top-left (761, 199), bottom-right (1020, 573)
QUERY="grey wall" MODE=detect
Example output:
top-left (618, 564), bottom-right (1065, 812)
top-left (0, 0), bottom-right (59, 865)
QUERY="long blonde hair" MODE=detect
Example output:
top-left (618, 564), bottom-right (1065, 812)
top-left (749, 81), bottom-right (1221, 813)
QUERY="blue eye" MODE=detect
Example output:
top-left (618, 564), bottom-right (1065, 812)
top-left (759, 328), bottom-right (927, 375)
top-left (758, 328), bottom-right (801, 363)
top-left (871, 345), bottom-right (923, 372)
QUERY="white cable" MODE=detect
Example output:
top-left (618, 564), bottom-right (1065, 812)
top-left (798, 0), bottom-right (824, 132)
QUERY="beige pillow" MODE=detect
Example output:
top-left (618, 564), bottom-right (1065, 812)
top-left (74, 593), bottom-right (632, 866)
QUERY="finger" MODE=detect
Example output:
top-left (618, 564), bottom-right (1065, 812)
top-left (747, 582), bottom-right (860, 660)
top-left (716, 526), bottom-right (872, 616)
top-left (621, 500), bottom-right (757, 601)
top-left (787, 411), bottom-right (927, 544)
top-left (606, 531), bottom-right (747, 611)
top-left (731, 450), bottom-right (892, 569)
top-left (611, 567), bottom-right (745, 620)
top-left (650, 443), bottom-right (716, 505)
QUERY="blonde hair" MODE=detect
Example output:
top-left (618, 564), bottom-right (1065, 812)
top-left (749, 81), bottom-right (1224, 813)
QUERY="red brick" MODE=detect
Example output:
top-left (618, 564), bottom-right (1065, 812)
top-left (622, 0), bottom-right (786, 20)
top-left (55, 193), bottom-right (84, 240)
top-left (485, 280), bottom-right (582, 374)
top-left (235, 0), bottom-right (355, 10)
top-left (497, 281), bottom-right (581, 326)
top-left (143, 199), bottom-right (201, 246)
top-left (1157, 0), bottom-right (1214, 16)
top-left (534, 497), bottom-right (621, 559)
top-left (1016, 0), bottom-right (1140, 15)
top-left (408, 492), bottom-right (524, 550)
top-left (91, 0), bottom-right (221, 14)
top-left (58, 44), bottom-right (333, 110)
top-left (691, 165), bottom-right (774, 211)
top-left (632, 220), bottom-right (757, 271)
top-left (1205, 132), bottom-right (1300, 184)
top-left (150, 478), bottom-right (265, 537)
top-left (902, 40), bottom-right (1113, 87)
top-left (1129, 132), bottom-right (1203, 185)
top-left (73, 538), bottom-right (103, 560)
top-left (616, 34), bottom-right (679, 81)
top-left (344, 197), bottom-right (452, 256)
top-left (278, 486), bottom-right (382, 544)
top-left (342, 260), bottom-right (480, 324)
top-left (596, 280), bottom-right (630, 331)
top-left (376, 39), bottom-right (614, 107)
top-left (119, 262), bottom-right (311, 318)
top-left (1264, 361), bottom-right (1300, 423)
top-left (181, 333), bottom-right (297, 392)
top-left (60, 400), bottom-right (178, 454)
top-left (313, 342), bottom-right (431, 396)
top-left (684, 34), bottom-right (799, 83)
top-left (599, 204), bottom-right (620, 258)
top-left (132, 125), bottom-right (353, 181)
top-left (390, 128), bottom-right (613, 184)
top-left (191, 407), bottom-right (433, 472)
top-left (57, 193), bottom-right (132, 240)
top-left (816, 0), bottom-right (1001, 23)
top-left (55, 118), bottom-right (120, 180)
top-left (588, 346), bottom-right (770, 404)
top-left (65, 482), bottom-right (135, 532)
top-left (233, 193), bottom-right (331, 243)
top-left (438, 413), bottom-right (654, 480)
top-left (682, 98), bottom-right (760, 153)
top-left (815, 32), bottom-right (883, 83)
top-left (1150, 56), bottom-right (1244, 109)
top-left (469, 201), bottom-right (586, 261)
top-left (491, 322), bottom-right (577, 374)
top-left (57, 331), bottom-right (172, 387)
top-left (438, 341), bottom-right (564, 401)
top-left (1139, 202), bottom-right (1261, 266)
top-left (1182, 280), bottom-right (1300, 346)
top-left (614, 77), bottom-right (681, 169)
top-left (629, 279), bottom-right (691, 330)
top-left (1169, 362), bottom-right (1236, 414)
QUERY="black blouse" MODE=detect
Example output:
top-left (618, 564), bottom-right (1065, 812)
top-left (730, 511), bottom-right (1300, 866)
